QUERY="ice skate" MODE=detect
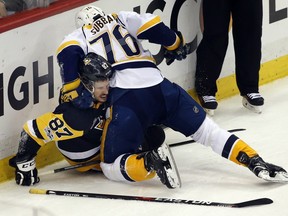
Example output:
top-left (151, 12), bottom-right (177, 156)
top-left (142, 143), bottom-right (181, 189)
top-left (198, 95), bottom-right (218, 116)
top-left (242, 93), bottom-right (264, 114)
top-left (237, 151), bottom-right (288, 183)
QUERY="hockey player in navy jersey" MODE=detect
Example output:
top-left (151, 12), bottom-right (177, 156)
top-left (9, 53), bottom-right (112, 186)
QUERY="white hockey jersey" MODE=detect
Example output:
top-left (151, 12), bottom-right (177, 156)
top-left (57, 11), bottom-right (180, 89)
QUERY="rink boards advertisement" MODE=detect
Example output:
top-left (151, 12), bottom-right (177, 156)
top-left (0, 0), bottom-right (288, 182)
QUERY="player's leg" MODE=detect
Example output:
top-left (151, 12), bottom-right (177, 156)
top-left (100, 103), bottom-right (156, 182)
top-left (232, 0), bottom-right (264, 113)
top-left (100, 88), bottom-right (181, 188)
top-left (161, 79), bottom-right (206, 136)
top-left (195, 0), bottom-right (231, 115)
top-left (192, 116), bottom-right (288, 182)
top-left (162, 79), bottom-right (287, 182)
top-left (142, 125), bottom-right (166, 151)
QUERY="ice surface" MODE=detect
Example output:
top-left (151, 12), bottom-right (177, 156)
top-left (1, 77), bottom-right (288, 216)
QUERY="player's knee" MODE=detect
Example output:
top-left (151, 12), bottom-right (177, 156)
top-left (192, 116), bottom-right (230, 148)
top-left (142, 125), bottom-right (165, 151)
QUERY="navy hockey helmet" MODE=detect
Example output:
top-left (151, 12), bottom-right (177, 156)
top-left (80, 52), bottom-right (113, 82)
top-left (79, 53), bottom-right (113, 94)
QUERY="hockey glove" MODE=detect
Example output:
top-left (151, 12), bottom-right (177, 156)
top-left (9, 155), bottom-right (40, 186)
top-left (164, 31), bottom-right (189, 65)
top-left (237, 151), bottom-right (288, 183)
top-left (60, 81), bottom-right (94, 109)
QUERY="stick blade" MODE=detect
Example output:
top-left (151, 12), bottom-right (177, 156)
top-left (235, 198), bottom-right (273, 208)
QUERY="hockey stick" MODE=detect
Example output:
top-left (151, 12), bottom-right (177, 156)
top-left (169, 128), bottom-right (246, 147)
top-left (39, 129), bottom-right (245, 175)
top-left (29, 188), bottom-right (272, 208)
top-left (39, 160), bottom-right (100, 176)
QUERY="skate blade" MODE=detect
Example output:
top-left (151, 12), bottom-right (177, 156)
top-left (158, 143), bottom-right (182, 188)
top-left (258, 170), bottom-right (288, 183)
top-left (242, 98), bottom-right (263, 114)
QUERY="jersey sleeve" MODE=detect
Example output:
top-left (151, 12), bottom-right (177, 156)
top-left (56, 29), bottom-right (88, 85)
top-left (117, 11), bottom-right (180, 50)
top-left (22, 103), bottom-right (105, 147)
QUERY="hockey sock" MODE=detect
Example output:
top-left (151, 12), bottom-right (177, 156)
top-left (101, 153), bottom-right (156, 182)
top-left (123, 154), bottom-right (156, 181)
top-left (227, 139), bottom-right (258, 166)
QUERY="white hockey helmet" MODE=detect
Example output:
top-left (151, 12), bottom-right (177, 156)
top-left (75, 5), bottom-right (105, 28)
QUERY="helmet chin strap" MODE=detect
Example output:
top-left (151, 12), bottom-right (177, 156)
top-left (81, 79), bottom-right (95, 95)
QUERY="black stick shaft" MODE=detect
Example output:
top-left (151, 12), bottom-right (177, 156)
top-left (29, 188), bottom-right (272, 208)
top-left (169, 128), bottom-right (246, 147)
top-left (53, 160), bottom-right (100, 173)
top-left (39, 160), bottom-right (100, 176)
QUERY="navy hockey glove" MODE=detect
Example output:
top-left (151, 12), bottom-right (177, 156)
top-left (9, 155), bottom-right (40, 186)
top-left (70, 83), bottom-right (94, 109)
top-left (164, 31), bottom-right (189, 65)
top-left (60, 82), bottom-right (94, 109)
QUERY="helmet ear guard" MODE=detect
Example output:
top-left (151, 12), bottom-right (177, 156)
top-left (75, 5), bottom-right (105, 28)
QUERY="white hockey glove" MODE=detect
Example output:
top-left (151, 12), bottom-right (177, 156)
top-left (237, 151), bottom-right (288, 183)
top-left (9, 155), bottom-right (40, 186)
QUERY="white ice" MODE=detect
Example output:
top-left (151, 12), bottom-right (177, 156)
top-left (0, 77), bottom-right (288, 216)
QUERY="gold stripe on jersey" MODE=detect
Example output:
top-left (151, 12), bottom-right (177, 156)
top-left (112, 56), bottom-right (156, 66)
top-left (164, 34), bottom-right (181, 51)
top-left (125, 154), bottom-right (156, 181)
top-left (37, 113), bottom-right (84, 141)
top-left (62, 78), bottom-right (80, 92)
top-left (93, 102), bottom-right (102, 109)
top-left (136, 15), bottom-right (161, 36)
top-left (83, 24), bottom-right (93, 30)
top-left (100, 106), bottom-right (112, 162)
top-left (24, 112), bottom-right (84, 146)
top-left (112, 13), bottom-right (118, 20)
top-left (56, 40), bottom-right (81, 55)
top-left (229, 140), bottom-right (258, 165)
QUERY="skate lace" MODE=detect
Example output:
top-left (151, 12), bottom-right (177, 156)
top-left (202, 96), bottom-right (216, 103)
top-left (246, 93), bottom-right (262, 99)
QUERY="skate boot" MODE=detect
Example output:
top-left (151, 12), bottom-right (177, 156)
top-left (237, 151), bottom-right (288, 183)
top-left (198, 95), bottom-right (218, 116)
top-left (242, 93), bottom-right (264, 114)
top-left (140, 143), bottom-right (181, 189)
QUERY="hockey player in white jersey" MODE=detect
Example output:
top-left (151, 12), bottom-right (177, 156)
top-left (57, 5), bottom-right (288, 188)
